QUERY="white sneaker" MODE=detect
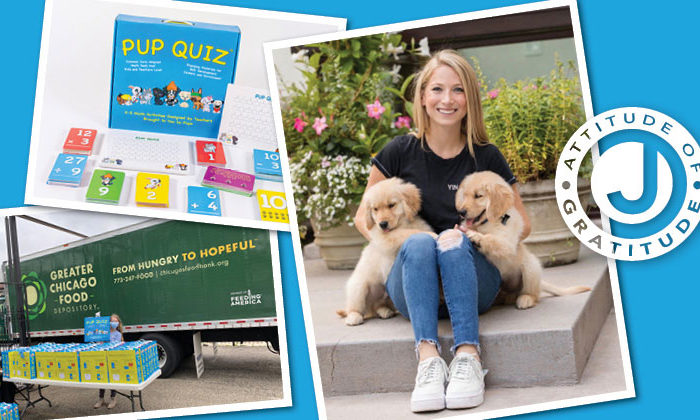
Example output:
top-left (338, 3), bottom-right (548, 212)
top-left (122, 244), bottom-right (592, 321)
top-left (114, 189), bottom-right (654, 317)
top-left (445, 353), bottom-right (485, 409)
top-left (410, 357), bottom-right (448, 412)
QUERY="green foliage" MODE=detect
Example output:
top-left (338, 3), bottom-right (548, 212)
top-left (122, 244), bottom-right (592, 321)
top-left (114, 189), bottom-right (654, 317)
top-left (478, 59), bottom-right (587, 182)
top-left (281, 33), bottom-right (421, 228)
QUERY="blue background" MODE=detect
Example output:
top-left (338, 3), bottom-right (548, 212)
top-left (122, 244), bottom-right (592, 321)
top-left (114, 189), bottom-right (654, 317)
top-left (3, 0), bottom-right (698, 418)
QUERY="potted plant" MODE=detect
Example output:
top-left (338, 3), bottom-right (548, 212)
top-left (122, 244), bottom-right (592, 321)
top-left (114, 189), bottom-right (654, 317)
top-left (281, 34), bottom-right (423, 269)
top-left (479, 59), bottom-right (590, 266)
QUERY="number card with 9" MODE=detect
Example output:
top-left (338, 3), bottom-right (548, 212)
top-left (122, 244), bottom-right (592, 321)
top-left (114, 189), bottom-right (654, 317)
top-left (85, 169), bottom-right (125, 204)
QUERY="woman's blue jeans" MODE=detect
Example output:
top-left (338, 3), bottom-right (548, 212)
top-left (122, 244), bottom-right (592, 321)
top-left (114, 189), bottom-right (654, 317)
top-left (384, 231), bottom-right (501, 354)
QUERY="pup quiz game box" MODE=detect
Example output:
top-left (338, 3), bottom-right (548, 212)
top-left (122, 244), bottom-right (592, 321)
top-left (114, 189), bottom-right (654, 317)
top-left (109, 15), bottom-right (241, 138)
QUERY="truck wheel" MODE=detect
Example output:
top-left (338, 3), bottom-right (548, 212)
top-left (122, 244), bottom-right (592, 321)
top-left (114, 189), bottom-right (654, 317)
top-left (140, 333), bottom-right (182, 378)
top-left (270, 336), bottom-right (280, 353)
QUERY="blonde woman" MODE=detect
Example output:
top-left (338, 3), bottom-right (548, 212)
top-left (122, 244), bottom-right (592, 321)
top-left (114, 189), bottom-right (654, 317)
top-left (354, 50), bottom-right (530, 412)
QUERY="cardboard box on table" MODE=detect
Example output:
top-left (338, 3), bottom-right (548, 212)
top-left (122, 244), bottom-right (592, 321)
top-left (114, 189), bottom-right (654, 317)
top-left (55, 350), bottom-right (80, 382)
top-left (107, 341), bottom-right (158, 384)
top-left (35, 351), bottom-right (58, 380)
top-left (79, 342), bottom-right (121, 383)
top-left (15, 349), bottom-right (36, 380)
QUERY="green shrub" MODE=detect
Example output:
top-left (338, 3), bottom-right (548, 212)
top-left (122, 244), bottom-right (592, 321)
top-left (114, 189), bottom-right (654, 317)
top-left (479, 59), bottom-right (587, 182)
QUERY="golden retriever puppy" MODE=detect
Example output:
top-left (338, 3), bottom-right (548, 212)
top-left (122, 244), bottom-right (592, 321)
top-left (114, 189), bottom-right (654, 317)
top-left (455, 171), bottom-right (590, 309)
top-left (338, 177), bottom-right (435, 325)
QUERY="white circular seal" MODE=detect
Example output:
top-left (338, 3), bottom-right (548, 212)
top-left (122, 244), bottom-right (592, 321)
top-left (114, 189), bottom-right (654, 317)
top-left (555, 107), bottom-right (700, 261)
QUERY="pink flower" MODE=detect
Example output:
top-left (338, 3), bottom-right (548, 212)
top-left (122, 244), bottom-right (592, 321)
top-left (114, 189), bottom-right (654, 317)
top-left (394, 116), bottom-right (411, 129)
top-left (321, 158), bottom-right (331, 168)
top-left (312, 117), bottom-right (328, 135)
top-left (487, 89), bottom-right (500, 99)
top-left (523, 84), bottom-right (537, 91)
top-left (293, 117), bottom-right (307, 133)
top-left (366, 99), bottom-right (386, 120)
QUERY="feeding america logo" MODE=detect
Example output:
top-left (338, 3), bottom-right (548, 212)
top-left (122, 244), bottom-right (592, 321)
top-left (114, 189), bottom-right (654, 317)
top-left (555, 107), bottom-right (700, 261)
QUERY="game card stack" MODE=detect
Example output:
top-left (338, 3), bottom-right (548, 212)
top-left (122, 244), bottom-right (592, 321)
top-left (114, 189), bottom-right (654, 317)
top-left (202, 166), bottom-right (255, 196)
top-left (187, 186), bottom-right (222, 216)
top-left (62, 128), bottom-right (97, 155)
top-left (195, 140), bottom-right (227, 167)
top-left (47, 153), bottom-right (87, 187)
top-left (256, 190), bottom-right (289, 223)
top-left (85, 170), bottom-right (125, 205)
top-left (253, 149), bottom-right (283, 182)
top-left (135, 172), bottom-right (170, 207)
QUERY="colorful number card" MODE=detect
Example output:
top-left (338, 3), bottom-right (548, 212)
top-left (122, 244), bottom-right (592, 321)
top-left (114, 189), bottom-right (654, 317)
top-left (63, 128), bottom-right (97, 155)
top-left (195, 140), bottom-right (227, 167)
top-left (187, 186), bottom-right (222, 216)
top-left (135, 172), bottom-right (170, 207)
top-left (201, 166), bottom-right (255, 196)
top-left (253, 149), bottom-right (283, 182)
top-left (85, 169), bottom-right (125, 205)
top-left (256, 190), bottom-right (289, 223)
top-left (47, 153), bottom-right (87, 187)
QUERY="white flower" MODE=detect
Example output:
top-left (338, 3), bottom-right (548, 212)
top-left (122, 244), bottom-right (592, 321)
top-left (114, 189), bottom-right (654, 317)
top-left (382, 43), bottom-right (404, 59)
top-left (418, 37), bottom-right (430, 57)
top-left (290, 49), bottom-right (309, 63)
top-left (389, 64), bottom-right (401, 83)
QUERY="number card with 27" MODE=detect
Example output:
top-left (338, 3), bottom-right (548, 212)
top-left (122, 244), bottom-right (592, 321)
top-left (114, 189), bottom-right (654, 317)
top-left (47, 153), bottom-right (88, 187)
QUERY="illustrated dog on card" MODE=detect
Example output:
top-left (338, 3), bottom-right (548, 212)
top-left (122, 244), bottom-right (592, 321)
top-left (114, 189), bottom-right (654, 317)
top-left (455, 171), bottom-right (590, 309)
top-left (337, 178), bottom-right (436, 326)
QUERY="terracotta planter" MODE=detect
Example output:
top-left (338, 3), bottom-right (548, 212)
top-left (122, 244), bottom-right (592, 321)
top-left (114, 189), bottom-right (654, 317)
top-left (520, 178), bottom-right (591, 267)
top-left (311, 220), bottom-right (367, 270)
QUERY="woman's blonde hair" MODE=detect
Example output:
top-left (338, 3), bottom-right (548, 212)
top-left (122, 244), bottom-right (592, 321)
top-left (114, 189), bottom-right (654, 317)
top-left (111, 313), bottom-right (124, 334)
top-left (412, 49), bottom-right (489, 157)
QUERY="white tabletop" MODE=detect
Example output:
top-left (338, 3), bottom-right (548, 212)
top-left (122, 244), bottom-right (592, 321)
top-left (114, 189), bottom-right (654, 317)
top-left (5, 369), bottom-right (161, 392)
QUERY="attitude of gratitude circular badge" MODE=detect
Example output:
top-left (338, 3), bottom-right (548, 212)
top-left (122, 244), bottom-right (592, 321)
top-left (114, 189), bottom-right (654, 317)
top-left (555, 107), bottom-right (700, 261)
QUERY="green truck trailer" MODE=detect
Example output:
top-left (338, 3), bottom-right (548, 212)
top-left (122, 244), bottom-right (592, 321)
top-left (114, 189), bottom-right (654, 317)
top-left (1, 219), bottom-right (280, 377)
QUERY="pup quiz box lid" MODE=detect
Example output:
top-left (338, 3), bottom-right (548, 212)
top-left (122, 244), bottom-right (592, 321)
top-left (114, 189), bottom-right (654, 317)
top-left (109, 15), bottom-right (241, 138)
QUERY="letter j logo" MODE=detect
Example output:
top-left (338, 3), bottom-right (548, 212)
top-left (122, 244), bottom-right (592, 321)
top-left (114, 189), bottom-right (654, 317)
top-left (555, 107), bottom-right (700, 261)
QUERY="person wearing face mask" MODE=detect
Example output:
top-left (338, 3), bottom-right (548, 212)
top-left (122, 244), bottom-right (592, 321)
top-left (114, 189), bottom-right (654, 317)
top-left (94, 314), bottom-right (124, 410)
top-left (354, 50), bottom-right (530, 412)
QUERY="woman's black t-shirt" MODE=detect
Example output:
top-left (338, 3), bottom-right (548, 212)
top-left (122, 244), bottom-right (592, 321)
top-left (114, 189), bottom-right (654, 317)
top-left (371, 135), bottom-right (516, 233)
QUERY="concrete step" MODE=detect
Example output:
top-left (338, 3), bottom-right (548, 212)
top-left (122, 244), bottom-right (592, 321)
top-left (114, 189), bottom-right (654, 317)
top-left (305, 245), bottom-right (612, 397)
top-left (323, 310), bottom-right (629, 419)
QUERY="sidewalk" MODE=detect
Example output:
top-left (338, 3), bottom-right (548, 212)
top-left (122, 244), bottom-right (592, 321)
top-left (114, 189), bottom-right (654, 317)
top-left (303, 242), bottom-right (628, 416)
top-left (324, 310), bottom-right (626, 419)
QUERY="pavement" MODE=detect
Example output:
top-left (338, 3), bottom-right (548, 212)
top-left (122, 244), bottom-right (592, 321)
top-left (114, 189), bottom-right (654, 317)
top-left (16, 343), bottom-right (283, 419)
top-left (323, 309), bottom-right (630, 419)
top-left (303, 241), bottom-right (633, 418)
